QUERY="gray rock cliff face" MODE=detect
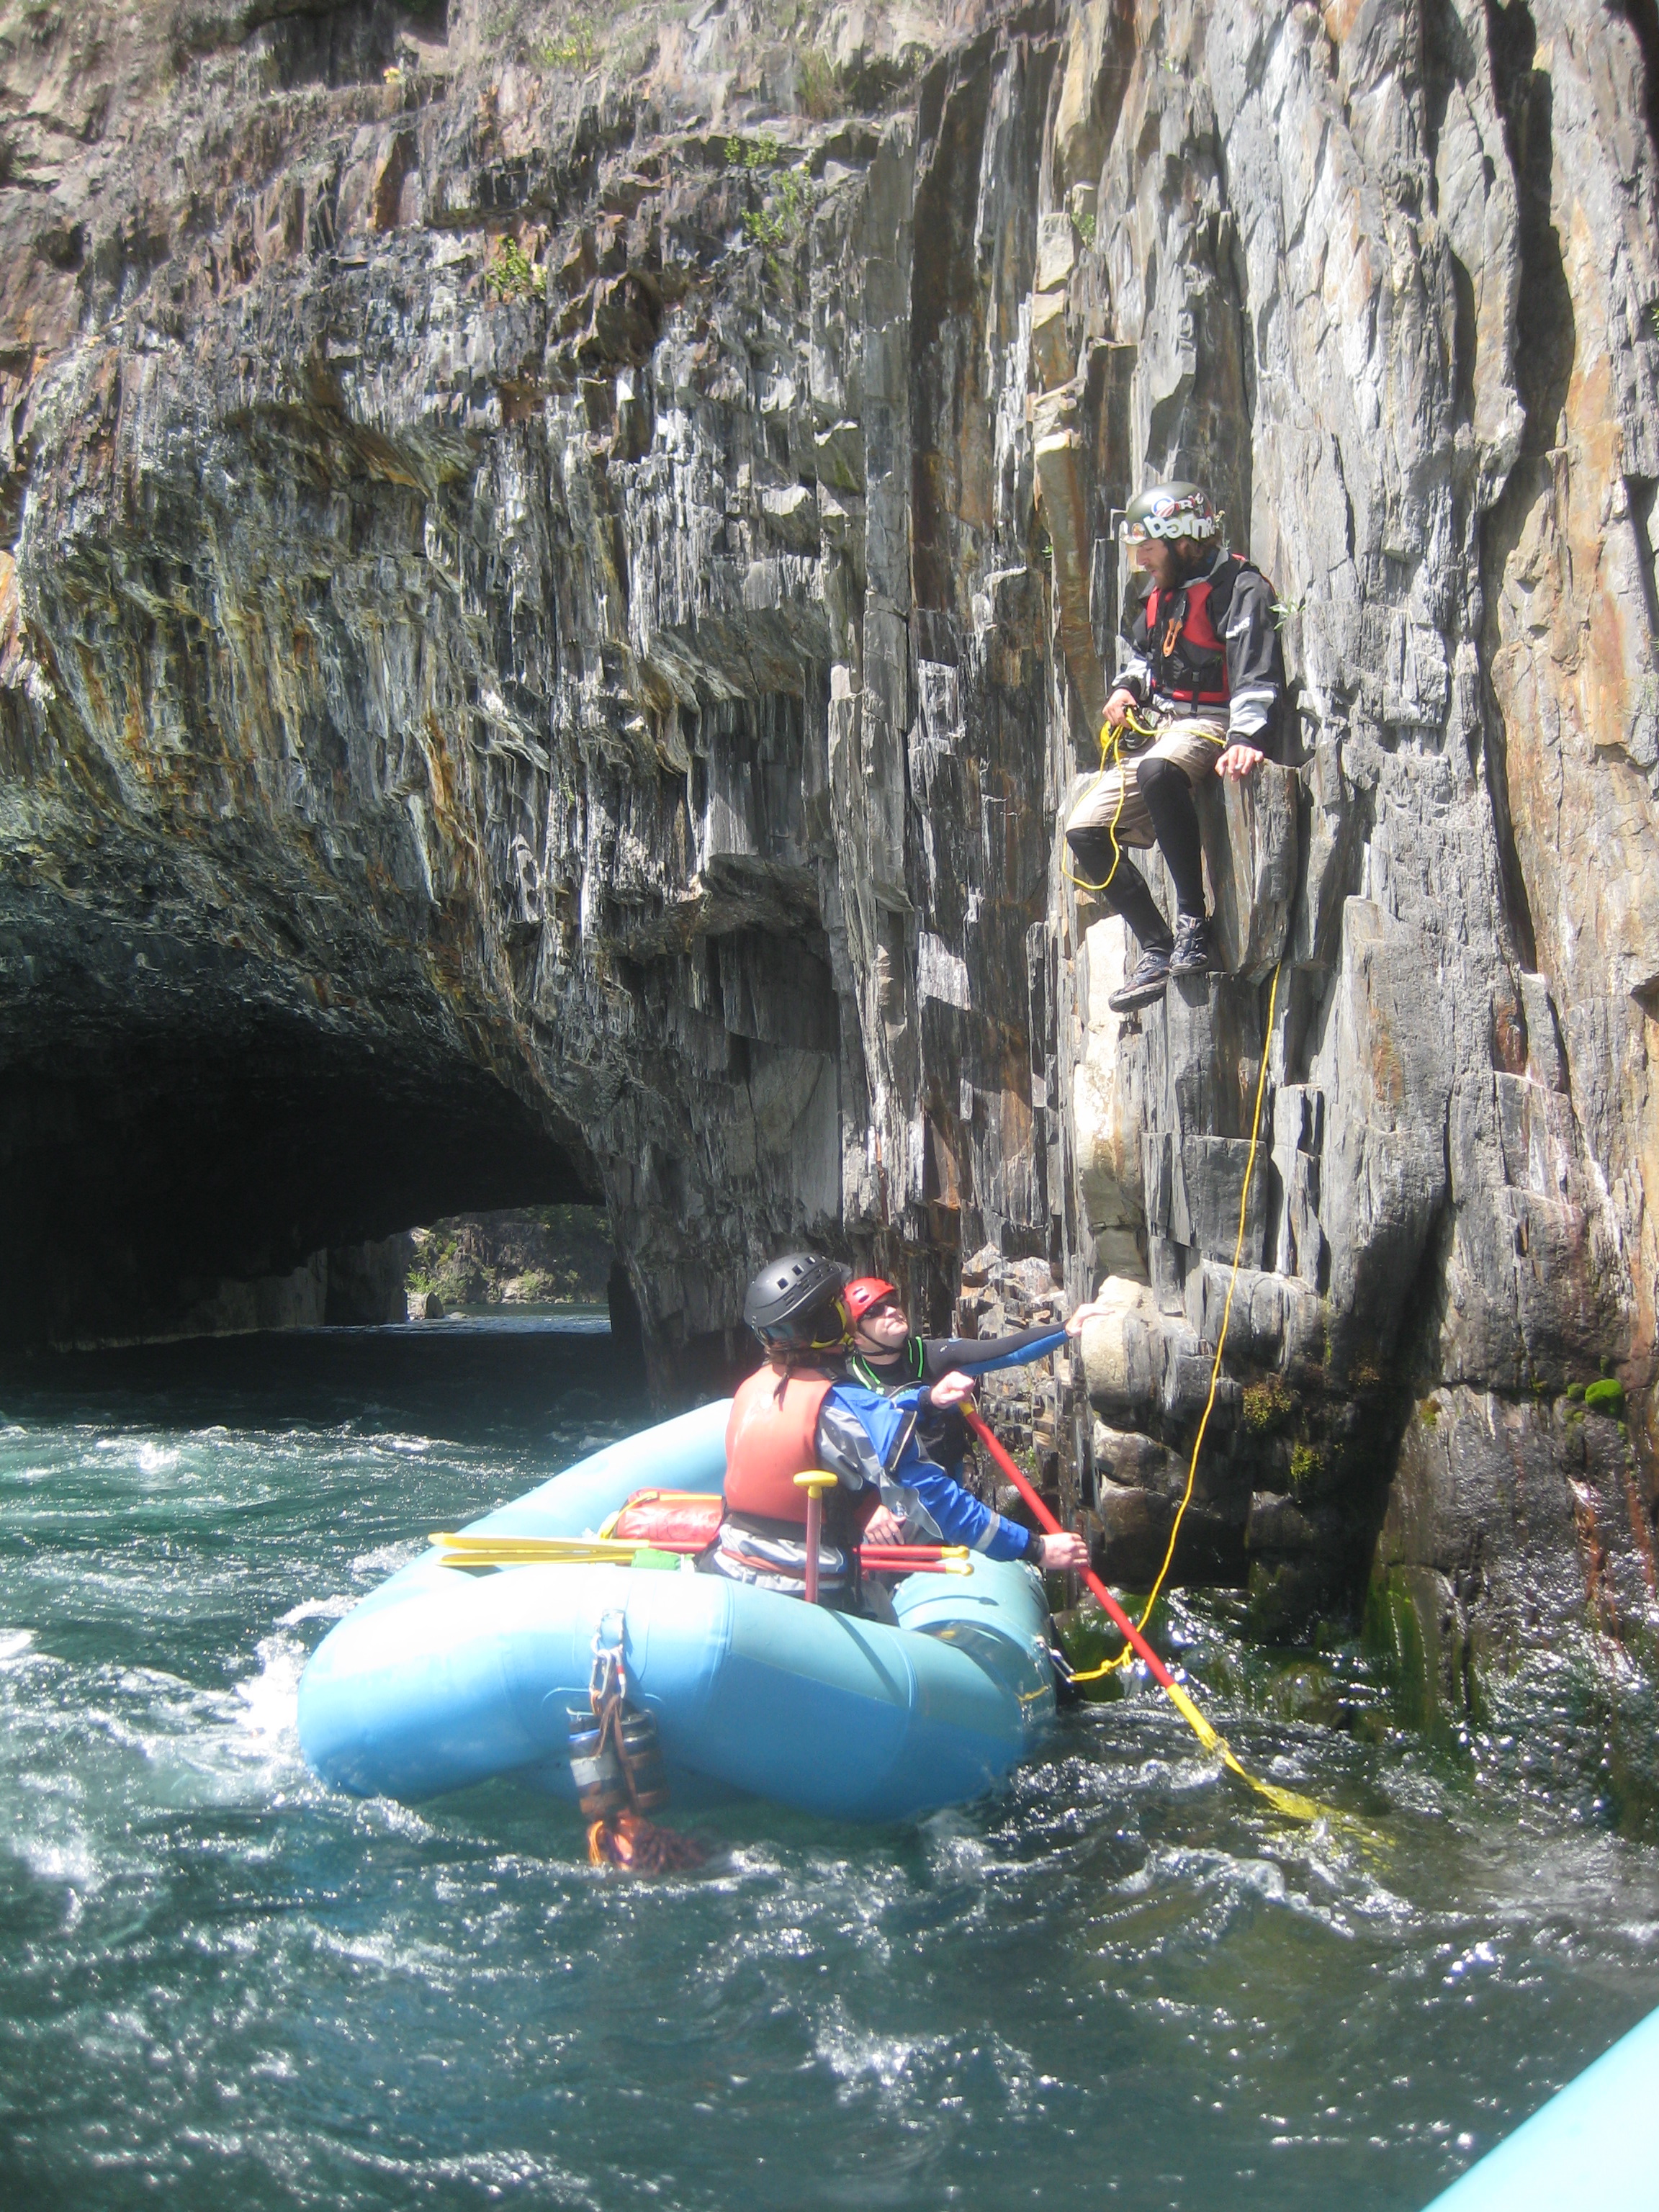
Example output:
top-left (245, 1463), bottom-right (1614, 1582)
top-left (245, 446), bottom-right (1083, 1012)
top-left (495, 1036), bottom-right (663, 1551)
top-left (1, 0), bottom-right (1656, 1693)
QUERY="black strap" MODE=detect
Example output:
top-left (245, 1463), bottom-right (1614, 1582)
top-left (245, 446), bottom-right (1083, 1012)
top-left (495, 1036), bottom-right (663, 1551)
top-left (881, 1408), bottom-right (920, 1482)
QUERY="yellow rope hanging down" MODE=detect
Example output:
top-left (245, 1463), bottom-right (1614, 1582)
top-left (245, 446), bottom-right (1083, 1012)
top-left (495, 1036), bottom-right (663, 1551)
top-left (1070, 953), bottom-right (1285, 1684)
top-left (1061, 711), bottom-right (1136, 898)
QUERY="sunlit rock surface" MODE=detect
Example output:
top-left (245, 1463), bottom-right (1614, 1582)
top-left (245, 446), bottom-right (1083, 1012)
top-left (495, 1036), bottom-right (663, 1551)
top-left (1, 0), bottom-right (1657, 1686)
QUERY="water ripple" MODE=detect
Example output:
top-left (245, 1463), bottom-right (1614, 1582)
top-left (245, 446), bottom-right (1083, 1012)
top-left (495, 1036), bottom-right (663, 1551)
top-left (1, 1330), bottom-right (1658, 2211)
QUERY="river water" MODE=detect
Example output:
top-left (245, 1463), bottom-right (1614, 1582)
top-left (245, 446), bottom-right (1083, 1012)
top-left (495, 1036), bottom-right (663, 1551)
top-left (2, 1318), bottom-right (1658, 2212)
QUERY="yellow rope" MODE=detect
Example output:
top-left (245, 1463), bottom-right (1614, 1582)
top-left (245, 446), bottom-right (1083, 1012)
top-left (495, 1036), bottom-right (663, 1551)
top-left (1061, 703), bottom-right (1228, 899)
top-left (1061, 705), bottom-right (1157, 896)
top-left (1071, 955), bottom-right (1285, 1683)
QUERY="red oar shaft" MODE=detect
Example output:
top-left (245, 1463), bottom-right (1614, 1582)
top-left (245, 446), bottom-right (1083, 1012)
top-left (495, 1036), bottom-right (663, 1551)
top-left (962, 1406), bottom-right (1180, 1694)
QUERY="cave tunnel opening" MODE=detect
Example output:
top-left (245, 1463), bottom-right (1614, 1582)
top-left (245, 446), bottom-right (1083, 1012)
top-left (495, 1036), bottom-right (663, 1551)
top-left (0, 981), bottom-right (600, 1359)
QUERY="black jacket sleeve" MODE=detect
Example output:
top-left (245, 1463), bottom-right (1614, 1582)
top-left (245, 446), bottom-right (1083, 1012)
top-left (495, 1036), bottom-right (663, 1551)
top-left (1218, 562), bottom-right (1285, 757)
top-left (912, 1328), bottom-right (1065, 1468)
top-left (920, 1327), bottom-right (1064, 1379)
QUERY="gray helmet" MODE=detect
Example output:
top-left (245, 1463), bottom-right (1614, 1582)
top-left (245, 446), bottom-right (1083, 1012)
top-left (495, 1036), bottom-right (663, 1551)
top-left (1121, 482), bottom-right (1222, 545)
top-left (742, 1252), bottom-right (849, 1350)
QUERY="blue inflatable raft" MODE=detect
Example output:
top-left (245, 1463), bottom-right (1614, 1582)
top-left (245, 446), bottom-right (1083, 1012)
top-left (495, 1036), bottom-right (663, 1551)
top-left (297, 1399), bottom-right (1056, 1822)
top-left (1420, 2000), bottom-right (1659, 2210)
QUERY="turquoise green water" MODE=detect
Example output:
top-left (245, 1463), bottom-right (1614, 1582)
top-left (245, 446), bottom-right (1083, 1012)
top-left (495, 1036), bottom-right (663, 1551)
top-left (2, 1320), bottom-right (1658, 2211)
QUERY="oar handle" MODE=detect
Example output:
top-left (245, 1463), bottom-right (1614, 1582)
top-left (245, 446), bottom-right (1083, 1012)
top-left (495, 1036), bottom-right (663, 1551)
top-left (793, 1472), bottom-right (837, 1606)
top-left (859, 1553), bottom-right (970, 1576)
top-left (961, 1407), bottom-right (1182, 1697)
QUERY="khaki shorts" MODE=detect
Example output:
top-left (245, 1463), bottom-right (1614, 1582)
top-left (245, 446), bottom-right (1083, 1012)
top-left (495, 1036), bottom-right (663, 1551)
top-left (1064, 714), bottom-right (1228, 850)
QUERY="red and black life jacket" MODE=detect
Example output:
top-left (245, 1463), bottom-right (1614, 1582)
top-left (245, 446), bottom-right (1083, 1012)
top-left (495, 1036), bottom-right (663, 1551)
top-left (1143, 555), bottom-right (1257, 710)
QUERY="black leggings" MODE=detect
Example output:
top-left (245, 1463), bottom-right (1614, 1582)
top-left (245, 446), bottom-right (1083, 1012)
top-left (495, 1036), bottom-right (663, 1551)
top-left (1136, 755), bottom-right (1206, 921)
top-left (1064, 833), bottom-right (1171, 950)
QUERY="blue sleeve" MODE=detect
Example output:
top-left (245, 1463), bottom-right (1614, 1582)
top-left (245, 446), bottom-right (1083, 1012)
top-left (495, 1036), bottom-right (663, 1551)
top-left (899, 1455), bottom-right (1040, 1563)
top-left (819, 1382), bottom-right (918, 1477)
top-left (824, 1383), bottom-right (1038, 1562)
top-left (841, 1379), bottom-right (1043, 1563)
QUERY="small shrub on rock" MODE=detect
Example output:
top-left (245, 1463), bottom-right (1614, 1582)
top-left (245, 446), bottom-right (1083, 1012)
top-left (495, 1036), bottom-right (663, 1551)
top-left (1288, 1442), bottom-right (1322, 1493)
top-left (1241, 1373), bottom-right (1294, 1431)
top-left (485, 235), bottom-right (541, 302)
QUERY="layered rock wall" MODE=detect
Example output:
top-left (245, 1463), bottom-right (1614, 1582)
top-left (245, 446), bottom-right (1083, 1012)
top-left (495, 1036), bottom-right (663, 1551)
top-left (1, 0), bottom-right (1657, 1686)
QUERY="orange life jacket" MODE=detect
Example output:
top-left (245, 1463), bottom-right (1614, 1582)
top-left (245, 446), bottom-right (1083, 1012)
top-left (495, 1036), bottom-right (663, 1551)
top-left (723, 1364), bottom-right (835, 1522)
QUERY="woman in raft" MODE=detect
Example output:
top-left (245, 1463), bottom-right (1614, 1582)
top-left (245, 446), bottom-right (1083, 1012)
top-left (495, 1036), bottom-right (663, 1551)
top-left (708, 1254), bottom-right (1091, 1613)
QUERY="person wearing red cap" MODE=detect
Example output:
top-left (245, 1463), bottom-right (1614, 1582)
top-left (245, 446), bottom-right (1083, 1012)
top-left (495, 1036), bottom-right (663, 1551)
top-left (837, 1277), bottom-right (1110, 1555)
top-left (711, 1253), bottom-right (1087, 1603)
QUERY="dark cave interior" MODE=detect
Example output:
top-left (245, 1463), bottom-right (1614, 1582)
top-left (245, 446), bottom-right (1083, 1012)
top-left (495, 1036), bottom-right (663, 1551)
top-left (0, 906), bottom-right (594, 1354)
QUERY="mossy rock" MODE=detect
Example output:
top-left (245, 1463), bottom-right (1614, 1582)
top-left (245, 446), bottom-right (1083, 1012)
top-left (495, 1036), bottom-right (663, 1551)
top-left (1361, 1563), bottom-right (1480, 1737)
top-left (1584, 1377), bottom-right (1626, 1419)
top-left (1241, 1374), bottom-right (1295, 1433)
top-left (1255, 1663), bottom-right (1340, 1726)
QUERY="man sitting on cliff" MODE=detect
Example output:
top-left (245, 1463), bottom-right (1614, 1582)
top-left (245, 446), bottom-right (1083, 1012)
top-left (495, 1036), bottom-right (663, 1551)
top-left (1064, 481), bottom-right (1286, 1012)
top-left (833, 1274), bottom-right (1107, 1529)
top-left (711, 1253), bottom-right (1087, 1607)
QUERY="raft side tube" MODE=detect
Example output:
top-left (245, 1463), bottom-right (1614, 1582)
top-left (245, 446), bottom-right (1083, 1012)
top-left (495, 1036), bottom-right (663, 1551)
top-left (1419, 2002), bottom-right (1659, 2211)
top-left (299, 1554), bottom-right (1053, 1820)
